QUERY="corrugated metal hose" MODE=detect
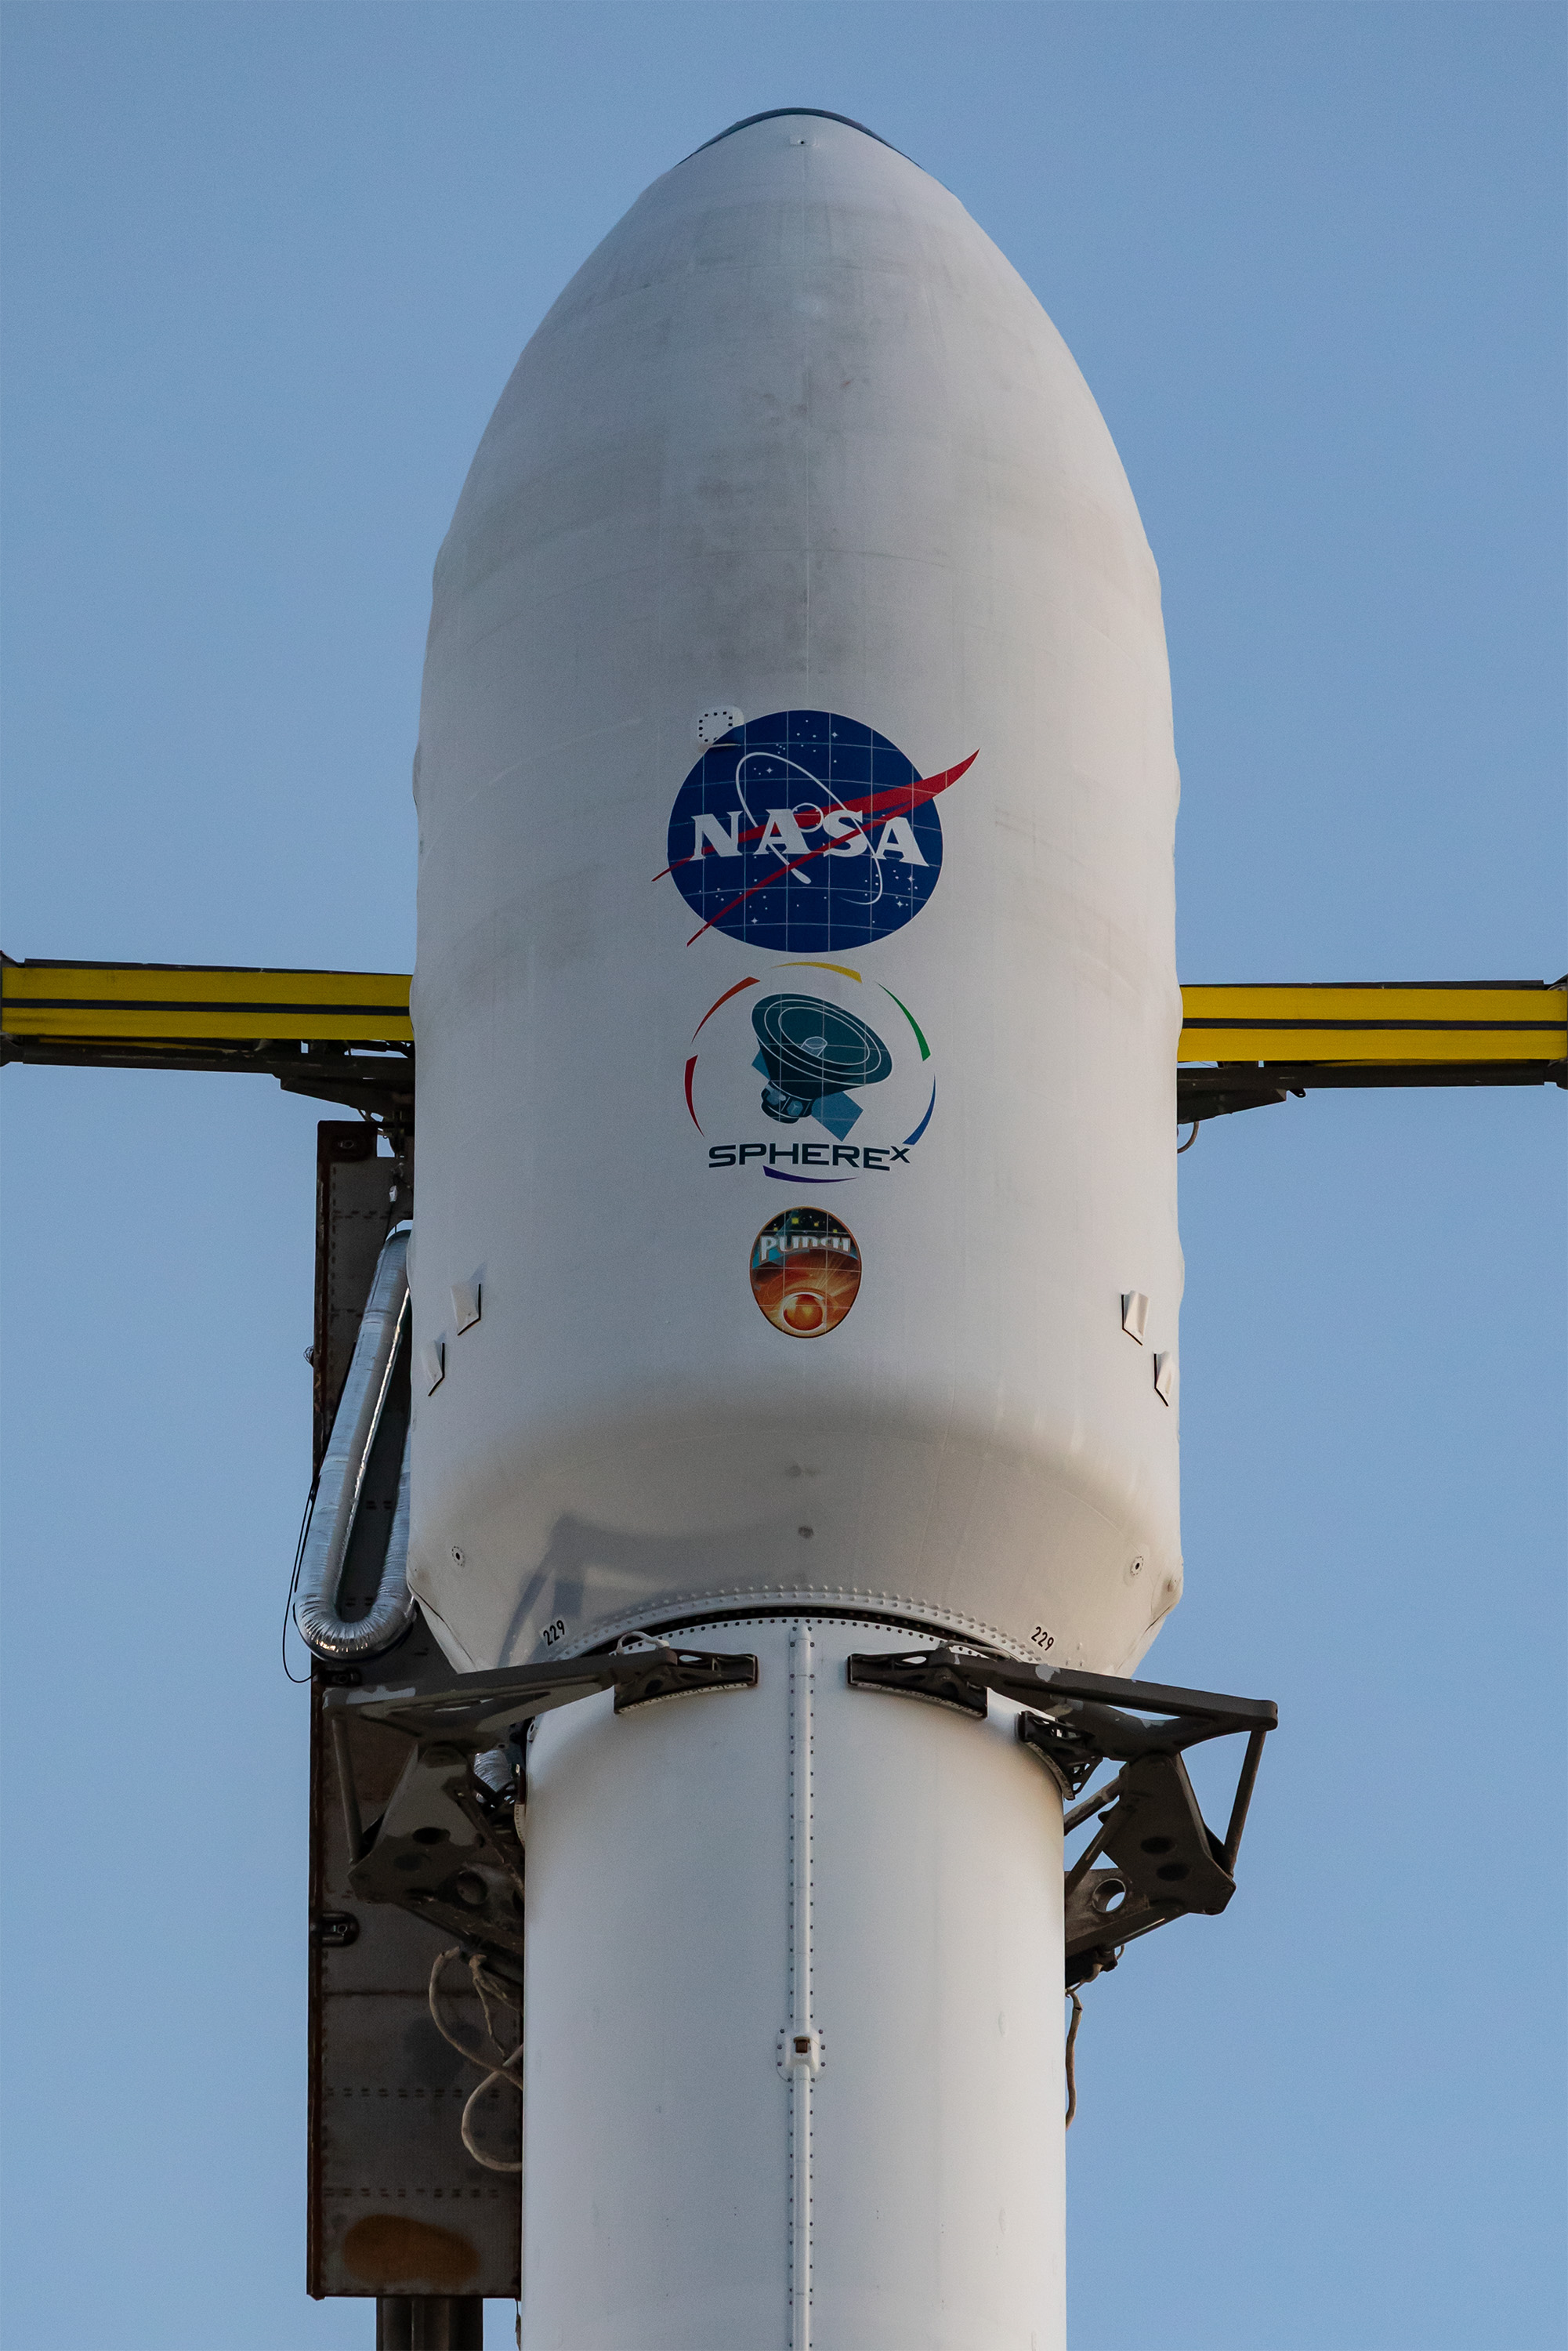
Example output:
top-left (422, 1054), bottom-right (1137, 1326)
top-left (294, 1223), bottom-right (415, 1661)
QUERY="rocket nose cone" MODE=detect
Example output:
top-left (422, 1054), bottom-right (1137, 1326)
top-left (685, 107), bottom-right (908, 165)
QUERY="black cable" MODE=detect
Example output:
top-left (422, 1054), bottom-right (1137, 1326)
top-left (1064, 1990), bottom-right (1085, 2128)
top-left (281, 1473), bottom-right (320, 1684)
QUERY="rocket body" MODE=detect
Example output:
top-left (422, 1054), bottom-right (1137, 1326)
top-left (407, 109), bottom-right (1181, 2349)
top-left (522, 1614), bottom-right (1066, 2350)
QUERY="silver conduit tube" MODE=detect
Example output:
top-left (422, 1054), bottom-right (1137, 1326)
top-left (295, 1224), bottom-right (415, 1661)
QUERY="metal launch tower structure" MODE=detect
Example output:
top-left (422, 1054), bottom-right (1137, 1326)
top-left (4, 110), bottom-right (1563, 2351)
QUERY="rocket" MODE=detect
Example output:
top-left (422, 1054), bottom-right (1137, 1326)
top-left (408, 106), bottom-right (1186, 2349)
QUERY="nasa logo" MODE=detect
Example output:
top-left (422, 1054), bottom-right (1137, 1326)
top-left (661, 709), bottom-right (977, 951)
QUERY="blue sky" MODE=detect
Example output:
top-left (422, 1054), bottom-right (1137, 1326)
top-left (2, 7), bottom-right (1563, 2348)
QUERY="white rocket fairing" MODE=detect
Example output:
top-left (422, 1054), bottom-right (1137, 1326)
top-left (407, 108), bottom-right (1182, 2349)
top-left (409, 107), bottom-right (1182, 1678)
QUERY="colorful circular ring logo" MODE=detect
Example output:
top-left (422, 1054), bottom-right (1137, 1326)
top-left (685, 961), bottom-right (936, 1184)
top-left (749, 1208), bottom-right (861, 1336)
top-left (662, 709), bottom-right (976, 953)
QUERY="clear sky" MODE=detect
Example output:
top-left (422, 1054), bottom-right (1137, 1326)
top-left (2, 6), bottom-right (1563, 2349)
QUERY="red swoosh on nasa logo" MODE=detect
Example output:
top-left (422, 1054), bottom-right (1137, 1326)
top-left (654, 749), bottom-right (979, 882)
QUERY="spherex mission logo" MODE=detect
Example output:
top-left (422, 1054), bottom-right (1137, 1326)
top-left (684, 962), bottom-right (936, 1186)
top-left (662, 710), bottom-right (976, 952)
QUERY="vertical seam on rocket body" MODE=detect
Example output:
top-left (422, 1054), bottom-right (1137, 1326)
top-left (788, 1621), bottom-right (815, 2351)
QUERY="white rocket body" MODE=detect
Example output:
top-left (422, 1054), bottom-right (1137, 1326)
top-left (407, 110), bottom-right (1181, 2349)
top-left (522, 1616), bottom-right (1066, 2350)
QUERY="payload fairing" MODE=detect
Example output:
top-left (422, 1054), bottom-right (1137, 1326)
top-left (410, 107), bottom-right (1183, 2348)
top-left (411, 108), bottom-right (1182, 1679)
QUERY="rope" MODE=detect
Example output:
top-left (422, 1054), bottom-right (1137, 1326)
top-left (429, 1946), bottom-right (525, 2174)
top-left (1064, 1990), bottom-right (1084, 2128)
top-left (1177, 1119), bottom-right (1202, 1154)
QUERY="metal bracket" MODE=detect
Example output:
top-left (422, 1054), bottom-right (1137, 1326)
top-left (310, 1910), bottom-right (360, 1949)
top-left (846, 1646), bottom-right (1276, 1990)
top-left (844, 1645), bottom-right (987, 1719)
top-left (327, 1643), bottom-right (759, 1972)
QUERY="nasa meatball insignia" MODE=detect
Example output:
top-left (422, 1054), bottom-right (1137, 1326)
top-left (662, 708), bottom-right (977, 951)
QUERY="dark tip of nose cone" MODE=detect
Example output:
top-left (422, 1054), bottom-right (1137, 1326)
top-left (685, 108), bottom-right (909, 164)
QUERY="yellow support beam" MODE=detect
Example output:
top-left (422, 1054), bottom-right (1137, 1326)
top-left (1178, 981), bottom-right (1565, 1066)
top-left (3, 963), bottom-right (1562, 1126)
top-left (2, 958), bottom-right (412, 1047)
